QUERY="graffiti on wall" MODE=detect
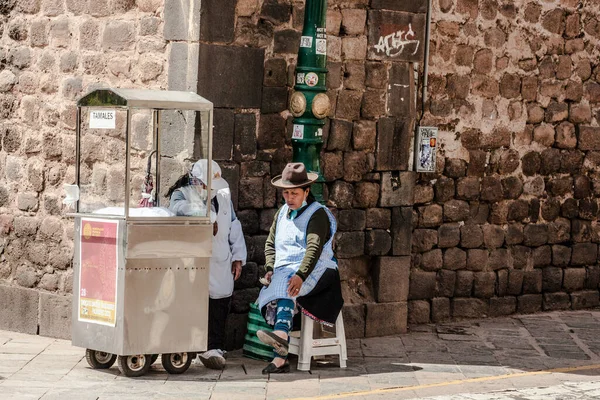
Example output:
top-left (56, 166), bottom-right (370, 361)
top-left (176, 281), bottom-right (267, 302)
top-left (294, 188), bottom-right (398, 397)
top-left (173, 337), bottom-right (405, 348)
top-left (373, 23), bottom-right (420, 58)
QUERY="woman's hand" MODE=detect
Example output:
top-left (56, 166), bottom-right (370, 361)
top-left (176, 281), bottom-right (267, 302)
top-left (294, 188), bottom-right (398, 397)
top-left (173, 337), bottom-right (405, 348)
top-left (213, 221), bottom-right (218, 236)
top-left (287, 275), bottom-right (303, 297)
top-left (231, 261), bottom-right (242, 281)
top-left (264, 271), bottom-right (273, 283)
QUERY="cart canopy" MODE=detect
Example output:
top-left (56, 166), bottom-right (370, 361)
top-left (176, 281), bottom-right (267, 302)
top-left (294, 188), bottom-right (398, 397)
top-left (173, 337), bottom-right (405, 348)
top-left (77, 88), bottom-right (213, 111)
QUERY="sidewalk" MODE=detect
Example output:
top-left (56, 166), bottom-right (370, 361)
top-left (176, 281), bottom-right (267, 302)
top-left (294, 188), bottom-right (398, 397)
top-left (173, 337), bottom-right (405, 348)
top-left (2, 310), bottom-right (600, 399)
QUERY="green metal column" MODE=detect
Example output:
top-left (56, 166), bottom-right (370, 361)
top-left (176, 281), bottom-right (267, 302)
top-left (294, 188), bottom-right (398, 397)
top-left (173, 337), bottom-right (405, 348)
top-left (289, 0), bottom-right (329, 202)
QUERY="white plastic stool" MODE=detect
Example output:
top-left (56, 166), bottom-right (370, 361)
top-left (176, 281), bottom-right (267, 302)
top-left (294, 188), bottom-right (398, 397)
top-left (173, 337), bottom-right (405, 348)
top-left (288, 311), bottom-right (347, 371)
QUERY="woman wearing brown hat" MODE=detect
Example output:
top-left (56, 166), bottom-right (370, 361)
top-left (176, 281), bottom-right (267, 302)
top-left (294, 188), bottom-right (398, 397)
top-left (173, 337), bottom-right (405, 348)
top-left (256, 163), bottom-right (344, 374)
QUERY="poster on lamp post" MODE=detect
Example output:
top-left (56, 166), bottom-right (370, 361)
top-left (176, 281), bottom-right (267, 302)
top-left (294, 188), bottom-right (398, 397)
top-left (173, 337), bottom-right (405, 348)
top-left (79, 218), bottom-right (119, 326)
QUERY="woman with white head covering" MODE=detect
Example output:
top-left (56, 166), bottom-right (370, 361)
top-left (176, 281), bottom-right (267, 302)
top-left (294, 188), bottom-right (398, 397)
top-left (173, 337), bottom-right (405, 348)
top-left (167, 159), bottom-right (247, 369)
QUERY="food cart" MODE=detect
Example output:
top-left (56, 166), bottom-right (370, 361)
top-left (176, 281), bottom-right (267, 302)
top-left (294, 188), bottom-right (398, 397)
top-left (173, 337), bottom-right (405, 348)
top-left (68, 89), bottom-right (214, 377)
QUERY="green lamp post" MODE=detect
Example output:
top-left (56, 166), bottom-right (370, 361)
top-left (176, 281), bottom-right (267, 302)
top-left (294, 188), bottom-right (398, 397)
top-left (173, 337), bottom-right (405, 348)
top-left (289, 0), bottom-right (329, 202)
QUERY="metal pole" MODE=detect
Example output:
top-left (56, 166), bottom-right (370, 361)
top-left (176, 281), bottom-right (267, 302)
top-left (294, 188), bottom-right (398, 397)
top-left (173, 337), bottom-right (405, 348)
top-left (75, 107), bottom-right (81, 213)
top-left (290, 0), bottom-right (329, 203)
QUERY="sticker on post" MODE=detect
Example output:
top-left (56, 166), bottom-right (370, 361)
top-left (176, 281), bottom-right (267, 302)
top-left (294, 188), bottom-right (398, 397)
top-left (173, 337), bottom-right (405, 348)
top-left (305, 72), bottom-right (319, 87)
top-left (89, 110), bottom-right (116, 129)
top-left (300, 36), bottom-right (313, 48)
top-left (316, 128), bottom-right (323, 137)
top-left (292, 124), bottom-right (305, 140)
top-left (296, 73), bottom-right (305, 85)
top-left (316, 39), bottom-right (327, 55)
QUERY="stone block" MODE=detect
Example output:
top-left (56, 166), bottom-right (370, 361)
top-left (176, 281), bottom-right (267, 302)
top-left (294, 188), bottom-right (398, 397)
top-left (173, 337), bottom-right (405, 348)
top-left (39, 292), bottom-right (71, 340)
top-left (408, 300), bottom-right (430, 324)
top-left (460, 224), bottom-right (483, 248)
top-left (497, 269), bottom-right (508, 297)
top-left (338, 209), bottom-right (366, 232)
top-left (579, 126), bottom-right (600, 151)
top-left (564, 268), bottom-right (586, 292)
top-left (572, 220), bottom-right (592, 243)
top-left (436, 270), bottom-right (456, 297)
top-left (418, 249), bottom-right (442, 272)
top-left (373, 256), bottom-right (410, 303)
top-left (434, 177), bottom-right (455, 203)
top-left (365, 230), bottom-right (392, 256)
top-left (0, 284), bottom-right (39, 335)
top-left (518, 294), bottom-right (542, 314)
top-left (419, 204), bottom-right (442, 228)
top-left (508, 269), bottom-right (524, 296)
top-left (335, 89), bottom-right (362, 120)
top-left (474, 272), bottom-right (496, 299)
top-left (443, 200), bottom-right (470, 222)
top-left (543, 292), bottom-right (571, 311)
top-left (409, 269), bottom-right (436, 300)
top-left (367, 10), bottom-right (425, 62)
top-left (213, 108), bottom-right (234, 161)
top-left (342, 304), bottom-right (366, 339)
top-left (231, 288), bottom-right (260, 314)
top-left (571, 243), bottom-right (597, 266)
top-left (198, 44), bottom-right (264, 108)
top-left (366, 208), bottom-right (391, 229)
top-left (483, 225), bottom-right (505, 248)
top-left (585, 266), bottom-right (600, 290)
top-left (200, 0), bottom-right (235, 42)
top-left (431, 297), bottom-right (450, 322)
top-left (443, 248), bottom-right (466, 271)
top-left (412, 229), bottom-right (437, 253)
top-left (380, 171), bottom-right (415, 207)
top-left (489, 297), bottom-right (517, 317)
top-left (455, 271), bottom-right (473, 297)
top-left (438, 224), bottom-right (460, 248)
top-left (523, 224), bottom-right (548, 246)
top-left (371, 0), bottom-right (428, 12)
top-left (542, 267), bottom-right (563, 292)
top-left (335, 231), bottom-right (365, 259)
top-left (456, 177), bottom-right (480, 200)
top-left (274, 29), bottom-right (301, 54)
top-left (224, 312), bottom-right (248, 351)
top-left (548, 218), bottom-right (571, 244)
top-left (505, 224), bottom-right (524, 245)
top-left (327, 119), bottom-right (352, 151)
top-left (328, 181), bottom-right (354, 209)
top-left (571, 290), bottom-right (600, 310)
top-left (238, 177), bottom-right (263, 209)
top-left (533, 246), bottom-right (552, 268)
top-left (365, 302), bottom-right (407, 337)
top-left (257, 113), bottom-right (286, 150)
top-left (234, 113), bottom-right (257, 162)
top-left (523, 270), bottom-right (542, 294)
top-left (164, 0), bottom-right (200, 40)
top-left (235, 262), bottom-right (259, 290)
top-left (388, 63), bottom-right (415, 117)
top-left (393, 207), bottom-right (414, 255)
top-left (376, 118), bottom-right (411, 171)
top-left (452, 298), bottom-right (489, 318)
top-left (264, 58), bottom-right (287, 87)
top-left (467, 249), bottom-right (488, 272)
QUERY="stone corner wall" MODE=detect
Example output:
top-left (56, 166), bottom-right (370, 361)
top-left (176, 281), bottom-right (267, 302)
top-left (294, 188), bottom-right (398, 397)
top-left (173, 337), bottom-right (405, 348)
top-left (0, 0), bottom-right (171, 337)
top-left (407, 0), bottom-right (600, 325)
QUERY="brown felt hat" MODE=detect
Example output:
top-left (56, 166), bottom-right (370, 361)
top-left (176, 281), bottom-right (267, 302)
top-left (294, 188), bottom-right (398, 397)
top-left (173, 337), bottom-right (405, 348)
top-left (271, 163), bottom-right (318, 189)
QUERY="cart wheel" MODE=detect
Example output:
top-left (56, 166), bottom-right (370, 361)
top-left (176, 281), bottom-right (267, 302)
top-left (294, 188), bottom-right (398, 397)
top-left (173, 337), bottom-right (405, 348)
top-left (150, 354), bottom-right (159, 365)
top-left (117, 354), bottom-right (152, 377)
top-left (86, 349), bottom-right (117, 369)
top-left (161, 353), bottom-right (193, 374)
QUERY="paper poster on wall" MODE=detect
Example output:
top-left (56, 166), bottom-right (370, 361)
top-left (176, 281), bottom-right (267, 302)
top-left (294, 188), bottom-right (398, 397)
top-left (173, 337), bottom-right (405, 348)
top-left (89, 110), bottom-right (116, 129)
top-left (79, 218), bottom-right (119, 326)
top-left (416, 127), bottom-right (438, 173)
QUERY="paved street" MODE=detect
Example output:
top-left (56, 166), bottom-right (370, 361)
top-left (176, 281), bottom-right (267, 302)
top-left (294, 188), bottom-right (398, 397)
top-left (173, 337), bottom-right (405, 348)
top-left (2, 310), bottom-right (600, 399)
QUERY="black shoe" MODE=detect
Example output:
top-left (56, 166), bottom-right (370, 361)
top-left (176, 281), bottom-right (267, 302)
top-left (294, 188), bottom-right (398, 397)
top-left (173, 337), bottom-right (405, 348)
top-left (262, 362), bottom-right (290, 374)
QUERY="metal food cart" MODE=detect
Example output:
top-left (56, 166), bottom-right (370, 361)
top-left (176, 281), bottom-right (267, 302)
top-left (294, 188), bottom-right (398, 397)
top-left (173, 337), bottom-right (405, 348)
top-left (69, 89), bottom-right (214, 377)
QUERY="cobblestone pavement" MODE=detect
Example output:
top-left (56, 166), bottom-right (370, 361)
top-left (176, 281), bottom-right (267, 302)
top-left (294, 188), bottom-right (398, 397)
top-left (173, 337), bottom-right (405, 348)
top-left (2, 310), bottom-right (600, 399)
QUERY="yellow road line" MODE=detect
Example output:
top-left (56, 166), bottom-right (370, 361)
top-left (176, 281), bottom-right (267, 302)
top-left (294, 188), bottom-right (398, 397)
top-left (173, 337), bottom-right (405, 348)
top-left (286, 363), bottom-right (600, 400)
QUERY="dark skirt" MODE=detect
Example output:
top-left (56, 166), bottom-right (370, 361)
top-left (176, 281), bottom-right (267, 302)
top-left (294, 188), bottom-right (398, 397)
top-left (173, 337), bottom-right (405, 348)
top-left (261, 268), bottom-right (344, 326)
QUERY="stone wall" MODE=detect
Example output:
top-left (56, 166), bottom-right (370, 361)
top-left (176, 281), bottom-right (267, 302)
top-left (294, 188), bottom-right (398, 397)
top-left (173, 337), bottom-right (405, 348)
top-left (0, 0), bottom-right (171, 338)
top-left (410, 0), bottom-right (600, 324)
top-left (1, 0), bottom-right (599, 346)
